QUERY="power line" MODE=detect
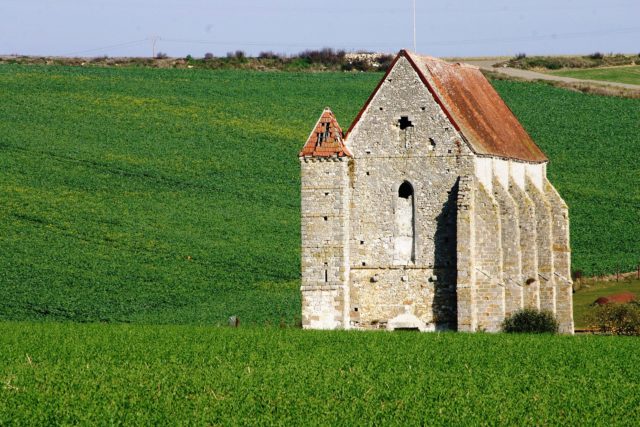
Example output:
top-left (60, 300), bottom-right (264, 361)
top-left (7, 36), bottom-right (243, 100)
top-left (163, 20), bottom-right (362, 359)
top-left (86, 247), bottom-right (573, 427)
top-left (162, 26), bottom-right (640, 50)
top-left (63, 38), bottom-right (150, 56)
top-left (58, 25), bottom-right (640, 58)
top-left (425, 26), bottom-right (640, 47)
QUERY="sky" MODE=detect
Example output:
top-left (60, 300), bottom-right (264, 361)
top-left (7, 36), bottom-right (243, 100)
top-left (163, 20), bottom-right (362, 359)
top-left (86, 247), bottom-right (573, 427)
top-left (1, 0), bottom-right (639, 58)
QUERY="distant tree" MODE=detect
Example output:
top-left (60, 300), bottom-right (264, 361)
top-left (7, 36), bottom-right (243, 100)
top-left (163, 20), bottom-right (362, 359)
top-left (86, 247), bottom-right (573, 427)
top-left (204, 52), bottom-right (214, 60)
top-left (226, 50), bottom-right (246, 60)
top-left (258, 51), bottom-right (280, 59)
top-left (155, 52), bottom-right (168, 59)
top-left (298, 48), bottom-right (345, 65)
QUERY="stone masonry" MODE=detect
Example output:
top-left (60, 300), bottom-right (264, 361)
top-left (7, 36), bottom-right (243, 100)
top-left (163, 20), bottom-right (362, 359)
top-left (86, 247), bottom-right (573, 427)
top-left (299, 50), bottom-right (574, 334)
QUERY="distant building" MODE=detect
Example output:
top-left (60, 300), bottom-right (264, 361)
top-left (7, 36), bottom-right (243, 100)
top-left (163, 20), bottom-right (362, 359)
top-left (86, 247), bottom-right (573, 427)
top-left (298, 50), bottom-right (573, 333)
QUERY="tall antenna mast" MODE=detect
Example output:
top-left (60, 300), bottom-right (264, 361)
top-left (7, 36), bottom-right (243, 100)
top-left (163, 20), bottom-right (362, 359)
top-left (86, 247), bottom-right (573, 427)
top-left (413, 0), bottom-right (417, 51)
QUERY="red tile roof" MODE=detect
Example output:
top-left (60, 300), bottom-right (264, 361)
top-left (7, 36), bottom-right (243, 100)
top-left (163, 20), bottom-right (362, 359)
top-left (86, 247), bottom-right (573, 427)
top-left (345, 50), bottom-right (548, 163)
top-left (299, 108), bottom-right (352, 158)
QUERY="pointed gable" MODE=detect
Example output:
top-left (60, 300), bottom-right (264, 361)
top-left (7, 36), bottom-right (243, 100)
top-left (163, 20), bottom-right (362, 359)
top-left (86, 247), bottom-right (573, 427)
top-left (346, 50), bottom-right (548, 163)
top-left (299, 108), bottom-right (352, 158)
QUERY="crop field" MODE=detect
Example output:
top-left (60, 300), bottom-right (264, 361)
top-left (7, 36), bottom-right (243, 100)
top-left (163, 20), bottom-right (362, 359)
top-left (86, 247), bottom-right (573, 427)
top-left (0, 64), bottom-right (638, 324)
top-left (1, 322), bottom-right (640, 425)
top-left (549, 65), bottom-right (640, 85)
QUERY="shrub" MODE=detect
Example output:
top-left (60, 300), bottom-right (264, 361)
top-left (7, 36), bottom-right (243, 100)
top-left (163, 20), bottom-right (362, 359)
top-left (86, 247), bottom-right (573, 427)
top-left (587, 52), bottom-right (604, 60)
top-left (226, 50), bottom-right (246, 60)
top-left (502, 308), bottom-right (559, 333)
top-left (342, 58), bottom-right (371, 72)
top-left (298, 48), bottom-right (346, 65)
top-left (587, 303), bottom-right (640, 336)
top-left (377, 54), bottom-right (394, 71)
top-left (258, 51), bottom-right (280, 60)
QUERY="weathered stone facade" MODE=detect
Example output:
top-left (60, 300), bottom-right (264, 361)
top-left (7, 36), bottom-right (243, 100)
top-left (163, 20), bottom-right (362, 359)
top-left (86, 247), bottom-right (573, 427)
top-left (299, 51), bottom-right (574, 333)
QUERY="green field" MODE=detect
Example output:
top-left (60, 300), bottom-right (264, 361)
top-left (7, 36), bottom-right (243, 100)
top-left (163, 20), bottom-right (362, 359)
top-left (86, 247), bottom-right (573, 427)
top-left (1, 322), bottom-right (639, 425)
top-left (549, 65), bottom-right (640, 85)
top-left (0, 65), bottom-right (639, 324)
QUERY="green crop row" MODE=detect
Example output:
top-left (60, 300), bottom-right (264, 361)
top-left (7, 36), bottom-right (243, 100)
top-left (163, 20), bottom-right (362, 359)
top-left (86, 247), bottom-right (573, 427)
top-left (548, 65), bottom-right (640, 86)
top-left (1, 322), bottom-right (639, 425)
top-left (0, 65), bottom-right (638, 324)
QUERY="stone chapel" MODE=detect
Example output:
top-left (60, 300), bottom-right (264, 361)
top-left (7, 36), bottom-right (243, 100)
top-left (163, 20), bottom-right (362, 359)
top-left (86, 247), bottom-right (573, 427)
top-left (299, 50), bottom-right (573, 334)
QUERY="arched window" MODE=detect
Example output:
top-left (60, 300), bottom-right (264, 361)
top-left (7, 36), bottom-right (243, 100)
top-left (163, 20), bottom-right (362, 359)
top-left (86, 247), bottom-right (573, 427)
top-left (398, 181), bottom-right (413, 199)
top-left (394, 181), bottom-right (416, 264)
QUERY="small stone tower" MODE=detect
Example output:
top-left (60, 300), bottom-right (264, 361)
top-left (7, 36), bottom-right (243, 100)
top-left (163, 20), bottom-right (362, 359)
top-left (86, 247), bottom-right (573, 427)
top-left (299, 50), bottom-right (574, 333)
top-left (299, 108), bottom-right (352, 329)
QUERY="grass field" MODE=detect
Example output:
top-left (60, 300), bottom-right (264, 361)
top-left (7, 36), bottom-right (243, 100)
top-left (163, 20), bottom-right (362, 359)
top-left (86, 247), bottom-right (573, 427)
top-left (573, 278), bottom-right (640, 328)
top-left (0, 65), bottom-right (638, 324)
top-left (549, 65), bottom-right (640, 85)
top-left (1, 322), bottom-right (640, 425)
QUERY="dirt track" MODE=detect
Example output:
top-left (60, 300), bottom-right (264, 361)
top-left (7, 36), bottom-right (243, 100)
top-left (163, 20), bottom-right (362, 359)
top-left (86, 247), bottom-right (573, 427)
top-left (464, 58), bottom-right (640, 90)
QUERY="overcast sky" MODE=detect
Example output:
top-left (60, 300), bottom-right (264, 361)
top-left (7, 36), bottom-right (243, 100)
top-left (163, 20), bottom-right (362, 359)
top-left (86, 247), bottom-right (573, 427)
top-left (1, 0), bottom-right (639, 58)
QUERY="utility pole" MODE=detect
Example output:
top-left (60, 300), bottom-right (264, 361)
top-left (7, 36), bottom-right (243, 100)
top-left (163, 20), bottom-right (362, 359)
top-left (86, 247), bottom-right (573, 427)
top-left (150, 36), bottom-right (160, 58)
top-left (413, 0), bottom-right (417, 52)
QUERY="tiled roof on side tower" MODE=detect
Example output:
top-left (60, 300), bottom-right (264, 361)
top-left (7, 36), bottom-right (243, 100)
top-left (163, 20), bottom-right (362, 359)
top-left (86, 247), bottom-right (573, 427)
top-left (299, 108), bottom-right (352, 158)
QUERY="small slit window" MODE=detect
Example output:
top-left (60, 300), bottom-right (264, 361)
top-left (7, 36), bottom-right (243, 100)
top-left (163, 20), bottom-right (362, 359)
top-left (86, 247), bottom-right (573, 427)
top-left (394, 181), bottom-right (415, 264)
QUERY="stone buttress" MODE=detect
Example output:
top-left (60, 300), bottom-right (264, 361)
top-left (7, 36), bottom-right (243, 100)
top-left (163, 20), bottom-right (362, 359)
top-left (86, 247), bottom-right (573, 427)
top-left (456, 162), bottom-right (574, 333)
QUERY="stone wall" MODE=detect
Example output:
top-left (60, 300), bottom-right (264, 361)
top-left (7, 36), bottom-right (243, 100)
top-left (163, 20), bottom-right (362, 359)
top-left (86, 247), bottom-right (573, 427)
top-left (300, 157), bottom-right (350, 329)
top-left (345, 55), bottom-right (473, 330)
